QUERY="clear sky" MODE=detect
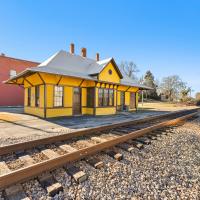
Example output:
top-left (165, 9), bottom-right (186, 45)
top-left (0, 0), bottom-right (200, 95)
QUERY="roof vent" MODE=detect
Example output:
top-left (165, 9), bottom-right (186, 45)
top-left (81, 48), bottom-right (87, 58)
top-left (96, 53), bottom-right (99, 61)
top-left (70, 43), bottom-right (74, 54)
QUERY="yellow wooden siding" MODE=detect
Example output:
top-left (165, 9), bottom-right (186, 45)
top-left (64, 86), bottom-right (73, 107)
top-left (30, 87), bottom-right (35, 107)
top-left (96, 107), bottom-right (116, 115)
top-left (98, 62), bottom-right (120, 83)
top-left (24, 107), bottom-right (44, 118)
top-left (125, 92), bottom-right (130, 105)
top-left (82, 108), bottom-right (94, 115)
top-left (24, 88), bottom-right (28, 106)
top-left (46, 85), bottom-right (54, 107)
top-left (81, 88), bottom-right (87, 107)
top-left (39, 85), bottom-right (44, 108)
top-left (136, 92), bottom-right (138, 108)
top-left (95, 88), bottom-right (98, 107)
top-left (46, 108), bottom-right (72, 118)
top-left (117, 91), bottom-right (121, 105)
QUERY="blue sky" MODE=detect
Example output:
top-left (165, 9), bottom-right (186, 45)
top-left (0, 0), bottom-right (200, 95)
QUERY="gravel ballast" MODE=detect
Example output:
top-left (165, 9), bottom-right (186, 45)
top-left (2, 114), bottom-right (200, 199)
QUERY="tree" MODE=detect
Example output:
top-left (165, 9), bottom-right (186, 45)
top-left (195, 92), bottom-right (200, 100)
top-left (120, 61), bottom-right (139, 81)
top-left (142, 70), bottom-right (159, 99)
top-left (159, 75), bottom-right (188, 101)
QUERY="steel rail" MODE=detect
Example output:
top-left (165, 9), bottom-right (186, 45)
top-left (0, 108), bottom-right (198, 156)
top-left (0, 111), bottom-right (198, 189)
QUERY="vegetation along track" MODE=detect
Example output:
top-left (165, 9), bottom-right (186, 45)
top-left (0, 109), bottom-right (198, 197)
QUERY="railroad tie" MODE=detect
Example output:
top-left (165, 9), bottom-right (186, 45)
top-left (64, 165), bottom-right (87, 183)
top-left (5, 184), bottom-right (30, 200)
top-left (110, 130), bottom-right (127, 135)
top-left (127, 140), bottom-right (144, 149)
top-left (41, 148), bottom-right (59, 159)
top-left (91, 136), bottom-right (107, 143)
top-left (105, 150), bottom-right (123, 161)
top-left (85, 157), bottom-right (104, 169)
top-left (116, 143), bottom-right (135, 153)
top-left (38, 173), bottom-right (63, 197)
top-left (59, 144), bottom-right (77, 153)
top-left (135, 137), bottom-right (151, 145)
top-left (0, 162), bottom-right (30, 200)
top-left (19, 155), bottom-right (35, 166)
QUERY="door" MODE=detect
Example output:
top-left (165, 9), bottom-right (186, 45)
top-left (120, 91), bottom-right (125, 110)
top-left (73, 87), bottom-right (81, 115)
top-left (130, 92), bottom-right (136, 109)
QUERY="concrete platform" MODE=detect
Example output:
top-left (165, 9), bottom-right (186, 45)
top-left (0, 103), bottom-right (197, 147)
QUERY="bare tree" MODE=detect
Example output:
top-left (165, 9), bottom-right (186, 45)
top-left (120, 61), bottom-right (139, 81)
top-left (195, 92), bottom-right (200, 100)
top-left (159, 75), bottom-right (188, 101)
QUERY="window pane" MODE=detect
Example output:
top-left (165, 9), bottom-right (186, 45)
top-left (87, 88), bottom-right (94, 107)
top-left (54, 86), bottom-right (63, 107)
top-left (103, 89), bottom-right (109, 106)
top-left (98, 88), bottom-right (103, 106)
top-left (109, 90), bottom-right (114, 106)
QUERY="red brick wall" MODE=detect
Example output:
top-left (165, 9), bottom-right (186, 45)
top-left (0, 55), bottom-right (39, 106)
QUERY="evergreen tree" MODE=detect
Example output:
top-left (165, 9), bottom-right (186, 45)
top-left (143, 70), bottom-right (159, 99)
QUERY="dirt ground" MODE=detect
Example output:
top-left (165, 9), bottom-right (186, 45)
top-left (0, 102), bottom-right (198, 146)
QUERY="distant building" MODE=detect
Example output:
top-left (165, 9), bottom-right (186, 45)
top-left (5, 43), bottom-right (151, 118)
top-left (0, 54), bottom-right (39, 106)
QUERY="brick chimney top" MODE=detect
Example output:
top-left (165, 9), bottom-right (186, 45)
top-left (81, 48), bottom-right (87, 57)
top-left (70, 43), bottom-right (74, 54)
top-left (96, 53), bottom-right (99, 61)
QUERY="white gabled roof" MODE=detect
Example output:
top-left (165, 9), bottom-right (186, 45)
top-left (5, 49), bottom-right (152, 90)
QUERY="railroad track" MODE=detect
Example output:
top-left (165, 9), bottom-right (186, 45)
top-left (0, 109), bottom-right (198, 199)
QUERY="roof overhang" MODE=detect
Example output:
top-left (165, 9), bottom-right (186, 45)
top-left (4, 68), bottom-right (152, 90)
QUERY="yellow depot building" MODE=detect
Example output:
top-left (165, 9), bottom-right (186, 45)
top-left (5, 44), bottom-right (151, 118)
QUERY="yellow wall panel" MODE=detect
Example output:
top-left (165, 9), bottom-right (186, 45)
top-left (40, 73), bottom-right (60, 84)
top-left (39, 85), bottom-right (44, 108)
top-left (95, 88), bottom-right (98, 107)
top-left (46, 85), bottom-right (54, 107)
top-left (96, 107), bottom-right (116, 115)
top-left (117, 91), bottom-right (121, 105)
top-left (98, 62), bottom-right (120, 83)
top-left (46, 108), bottom-right (72, 118)
top-left (24, 107), bottom-right (44, 118)
top-left (31, 87), bottom-right (35, 107)
top-left (26, 74), bottom-right (43, 85)
top-left (60, 76), bottom-right (82, 86)
top-left (82, 88), bottom-right (87, 107)
top-left (125, 92), bottom-right (130, 105)
top-left (24, 88), bottom-right (28, 106)
top-left (128, 87), bottom-right (139, 92)
top-left (64, 86), bottom-right (72, 107)
top-left (82, 107), bottom-right (94, 115)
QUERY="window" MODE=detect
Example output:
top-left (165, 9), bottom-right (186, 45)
top-left (35, 86), bottom-right (40, 107)
top-left (103, 89), bottom-right (109, 106)
top-left (10, 70), bottom-right (17, 78)
top-left (109, 89), bottom-right (114, 106)
top-left (98, 88), bottom-right (103, 107)
top-left (98, 88), bottom-right (114, 107)
top-left (54, 86), bottom-right (63, 107)
top-left (27, 88), bottom-right (31, 106)
top-left (87, 88), bottom-right (94, 107)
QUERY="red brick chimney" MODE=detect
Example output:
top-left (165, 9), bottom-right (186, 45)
top-left (70, 43), bottom-right (74, 54)
top-left (81, 48), bottom-right (87, 57)
top-left (96, 53), bottom-right (99, 61)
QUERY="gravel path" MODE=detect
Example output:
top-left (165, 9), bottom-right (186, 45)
top-left (3, 114), bottom-right (200, 199)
